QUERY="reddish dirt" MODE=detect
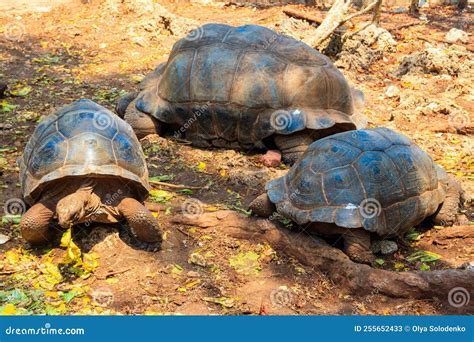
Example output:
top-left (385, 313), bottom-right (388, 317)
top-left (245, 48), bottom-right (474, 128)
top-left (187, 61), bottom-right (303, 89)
top-left (0, 0), bottom-right (472, 315)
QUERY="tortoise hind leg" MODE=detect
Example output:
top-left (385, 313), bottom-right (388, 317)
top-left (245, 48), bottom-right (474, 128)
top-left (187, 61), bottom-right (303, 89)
top-left (249, 193), bottom-right (275, 218)
top-left (118, 198), bottom-right (162, 250)
top-left (20, 202), bottom-right (56, 245)
top-left (433, 175), bottom-right (463, 226)
top-left (274, 130), bottom-right (314, 165)
top-left (342, 229), bottom-right (374, 265)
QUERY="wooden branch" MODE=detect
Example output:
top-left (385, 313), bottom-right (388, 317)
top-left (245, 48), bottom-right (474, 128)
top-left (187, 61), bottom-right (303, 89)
top-left (341, 0), bottom-right (378, 24)
top-left (149, 180), bottom-right (205, 190)
top-left (283, 9), bottom-right (324, 25)
top-left (172, 211), bottom-right (474, 299)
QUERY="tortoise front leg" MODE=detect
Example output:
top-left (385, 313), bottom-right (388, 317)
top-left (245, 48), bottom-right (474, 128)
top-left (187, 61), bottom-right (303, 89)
top-left (118, 198), bottom-right (162, 247)
top-left (342, 229), bottom-right (374, 265)
top-left (20, 202), bottom-right (56, 245)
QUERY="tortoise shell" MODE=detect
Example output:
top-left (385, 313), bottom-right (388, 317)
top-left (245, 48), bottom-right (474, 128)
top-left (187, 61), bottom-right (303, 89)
top-left (266, 128), bottom-right (447, 236)
top-left (135, 24), bottom-right (366, 149)
top-left (19, 99), bottom-right (149, 205)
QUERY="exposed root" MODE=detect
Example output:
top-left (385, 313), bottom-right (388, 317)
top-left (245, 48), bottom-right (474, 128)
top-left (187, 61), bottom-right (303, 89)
top-left (172, 210), bottom-right (474, 299)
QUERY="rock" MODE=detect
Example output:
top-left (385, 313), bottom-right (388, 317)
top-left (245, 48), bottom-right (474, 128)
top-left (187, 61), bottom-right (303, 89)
top-left (385, 85), bottom-right (400, 98)
top-left (396, 46), bottom-right (474, 77)
top-left (371, 240), bottom-right (398, 255)
top-left (188, 252), bottom-right (207, 267)
top-left (0, 233), bottom-right (11, 245)
top-left (392, 7), bottom-right (407, 13)
top-left (261, 150), bottom-right (281, 167)
top-left (335, 24), bottom-right (396, 71)
top-left (445, 28), bottom-right (469, 44)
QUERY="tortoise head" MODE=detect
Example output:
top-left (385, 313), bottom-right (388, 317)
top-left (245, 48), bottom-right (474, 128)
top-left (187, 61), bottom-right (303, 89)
top-left (56, 193), bottom-right (88, 228)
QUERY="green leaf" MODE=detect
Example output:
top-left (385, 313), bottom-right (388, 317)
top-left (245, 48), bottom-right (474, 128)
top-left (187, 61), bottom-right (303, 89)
top-left (404, 227), bottom-right (420, 241)
top-left (407, 250), bottom-right (442, 263)
top-left (149, 174), bottom-right (174, 182)
top-left (2, 215), bottom-right (22, 225)
top-left (375, 258), bottom-right (385, 266)
top-left (229, 251), bottom-right (261, 275)
top-left (149, 189), bottom-right (174, 204)
top-left (62, 291), bottom-right (77, 303)
top-left (0, 100), bottom-right (17, 113)
top-left (176, 189), bottom-right (193, 194)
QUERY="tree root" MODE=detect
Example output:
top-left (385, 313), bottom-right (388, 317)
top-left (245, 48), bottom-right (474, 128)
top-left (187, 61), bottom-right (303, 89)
top-left (171, 210), bottom-right (474, 299)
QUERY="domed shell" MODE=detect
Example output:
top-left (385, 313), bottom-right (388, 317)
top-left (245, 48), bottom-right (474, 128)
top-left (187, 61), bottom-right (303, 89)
top-left (20, 99), bottom-right (150, 205)
top-left (135, 24), bottom-right (366, 148)
top-left (266, 127), bottom-right (447, 236)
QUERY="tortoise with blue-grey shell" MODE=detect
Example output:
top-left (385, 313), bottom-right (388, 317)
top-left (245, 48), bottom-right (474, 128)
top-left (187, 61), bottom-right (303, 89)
top-left (19, 99), bottom-right (162, 247)
top-left (117, 23), bottom-right (366, 164)
top-left (249, 128), bottom-right (462, 264)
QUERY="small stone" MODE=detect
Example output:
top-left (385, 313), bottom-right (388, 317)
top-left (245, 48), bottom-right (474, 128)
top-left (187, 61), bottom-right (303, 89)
top-left (371, 240), bottom-right (398, 255)
top-left (392, 7), bottom-right (407, 13)
top-left (380, 240), bottom-right (398, 255)
top-left (0, 234), bottom-right (11, 245)
top-left (385, 85), bottom-right (400, 99)
top-left (186, 271), bottom-right (201, 278)
top-left (445, 28), bottom-right (469, 44)
top-left (188, 252), bottom-right (207, 267)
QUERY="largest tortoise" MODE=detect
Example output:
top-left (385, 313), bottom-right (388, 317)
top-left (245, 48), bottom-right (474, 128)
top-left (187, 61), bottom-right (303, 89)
top-left (249, 128), bottom-right (462, 264)
top-left (18, 99), bottom-right (162, 247)
top-left (117, 24), bottom-right (366, 164)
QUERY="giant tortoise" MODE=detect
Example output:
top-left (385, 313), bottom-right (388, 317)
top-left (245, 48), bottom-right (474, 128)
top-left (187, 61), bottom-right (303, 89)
top-left (117, 24), bottom-right (366, 164)
top-left (249, 127), bottom-right (461, 263)
top-left (18, 99), bottom-right (162, 247)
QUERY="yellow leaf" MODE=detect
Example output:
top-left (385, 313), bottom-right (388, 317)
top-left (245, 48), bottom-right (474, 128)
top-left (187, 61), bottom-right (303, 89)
top-left (105, 277), bottom-right (119, 284)
top-left (1, 304), bottom-right (16, 315)
top-left (197, 162), bottom-right (206, 171)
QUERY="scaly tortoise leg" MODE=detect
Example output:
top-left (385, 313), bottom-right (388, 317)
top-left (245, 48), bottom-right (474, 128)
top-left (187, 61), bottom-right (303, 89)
top-left (249, 193), bottom-right (275, 218)
top-left (274, 130), bottom-right (315, 165)
top-left (342, 228), bottom-right (374, 265)
top-left (20, 202), bottom-right (56, 245)
top-left (433, 175), bottom-right (463, 226)
top-left (118, 198), bottom-right (162, 249)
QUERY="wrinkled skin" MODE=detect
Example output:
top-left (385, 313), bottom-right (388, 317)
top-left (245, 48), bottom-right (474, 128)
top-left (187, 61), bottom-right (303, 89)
top-left (20, 178), bottom-right (162, 248)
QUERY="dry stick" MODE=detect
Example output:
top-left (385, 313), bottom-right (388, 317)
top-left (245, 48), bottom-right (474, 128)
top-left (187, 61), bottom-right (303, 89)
top-left (149, 180), bottom-right (204, 190)
top-left (172, 211), bottom-right (474, 299)
top-left (95, 267), bottom-right (132, 280)
top-left (312, 0), bottom-right (382, 49)
top-left (283, 9), bottom-right (324, 25)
